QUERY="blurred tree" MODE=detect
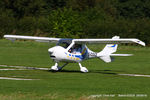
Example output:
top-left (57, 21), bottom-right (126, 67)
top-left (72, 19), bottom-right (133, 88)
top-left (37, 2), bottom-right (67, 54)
top-left (45, 0), bottom-right (66, 9)
top-left (116, 0), bottom-right (150, 18)
top-left (48, 8), bottom-right (84, 38)
top-left (0, 0), bottom-right (150, 44)
top-left (13, 0), bottom-right (47, 18)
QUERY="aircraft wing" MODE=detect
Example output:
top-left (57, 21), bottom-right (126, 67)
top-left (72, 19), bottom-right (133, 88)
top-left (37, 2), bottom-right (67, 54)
top-left (4, 35), bottom-right (61, 43)
top-left (73, 38), bottom-right (145, 46)
top-left (4, 35), bottom-right (145, 46)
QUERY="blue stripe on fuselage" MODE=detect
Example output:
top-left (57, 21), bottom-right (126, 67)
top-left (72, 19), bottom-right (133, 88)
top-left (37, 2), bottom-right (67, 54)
top-left (75, 55), bottom-right (83, 59)
top-left (65, 48), bottom-right (87, 60)
top-left (75, 49), bottom-right (87, 60)
top-left (111, 44), bottom-right (116, 47)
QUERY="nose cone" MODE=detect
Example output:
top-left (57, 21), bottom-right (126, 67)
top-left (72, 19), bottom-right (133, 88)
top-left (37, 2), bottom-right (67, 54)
top-left (48, 46), bottom-right (66, 60)
top-left (48, 48), bottom-right (56, 58)
top-left (48, 48), bottom-right (54, 54)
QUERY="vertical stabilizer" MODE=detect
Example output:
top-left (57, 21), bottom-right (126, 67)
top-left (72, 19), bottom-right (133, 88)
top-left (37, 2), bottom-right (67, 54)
top-left (97, 36), bottom-right (120, 63)
top-left (100, 36), bottom-right (119, 55)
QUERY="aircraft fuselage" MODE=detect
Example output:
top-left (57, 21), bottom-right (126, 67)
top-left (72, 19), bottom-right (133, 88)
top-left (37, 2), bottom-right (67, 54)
top-left (48, 45), bottom-right (95, 63)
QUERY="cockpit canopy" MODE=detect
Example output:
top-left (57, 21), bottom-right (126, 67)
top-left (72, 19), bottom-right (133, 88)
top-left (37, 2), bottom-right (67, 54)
top-left (57, 40), bottom-right (83, 54)
top-left (69, 44), bottom-right (82, 53)
top-left (57, 39), bottom-right (72, 49)
top-left (57, 42), bottom-right (70, 49)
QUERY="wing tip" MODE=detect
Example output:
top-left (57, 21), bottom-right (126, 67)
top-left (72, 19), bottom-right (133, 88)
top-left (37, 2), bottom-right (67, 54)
top-left (3, 35), bottom-right (8, 38)
top-left (131, 39), bottom-right (145, 46)
top-left (136, 40), bottom-right (146, 46)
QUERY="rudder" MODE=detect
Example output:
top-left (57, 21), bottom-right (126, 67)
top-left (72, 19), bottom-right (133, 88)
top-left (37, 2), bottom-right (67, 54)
top-left (100, 36), bottom-right (119, 55)
top-left (97, 36), bottom-right (120, 63)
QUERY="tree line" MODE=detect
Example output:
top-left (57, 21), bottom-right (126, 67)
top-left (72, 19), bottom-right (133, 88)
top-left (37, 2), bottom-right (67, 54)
top-left (0, 0), bottom-right (150, 45)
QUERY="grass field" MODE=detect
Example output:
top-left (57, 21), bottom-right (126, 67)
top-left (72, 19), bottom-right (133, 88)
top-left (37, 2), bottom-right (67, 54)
top-left (0, 39), bottom-right (150, 100)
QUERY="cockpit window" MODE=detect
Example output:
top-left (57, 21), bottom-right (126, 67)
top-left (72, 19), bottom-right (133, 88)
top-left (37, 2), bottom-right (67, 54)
top-left (69, 44), bottom-right (82, 53)
top-left (57, 42), bottom-right (70, 49)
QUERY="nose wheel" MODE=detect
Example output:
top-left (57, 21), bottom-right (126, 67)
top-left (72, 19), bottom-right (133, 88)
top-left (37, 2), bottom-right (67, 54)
top-left (50, 63), bottom-right (68, 71)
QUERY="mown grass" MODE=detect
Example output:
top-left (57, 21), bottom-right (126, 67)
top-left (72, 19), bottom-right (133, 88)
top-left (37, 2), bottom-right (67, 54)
top-left (0, 39), bottom-right (150, 100)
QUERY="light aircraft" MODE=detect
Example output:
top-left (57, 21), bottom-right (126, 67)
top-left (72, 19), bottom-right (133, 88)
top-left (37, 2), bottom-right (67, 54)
top-left (4, 35), bottom-right (145, 73)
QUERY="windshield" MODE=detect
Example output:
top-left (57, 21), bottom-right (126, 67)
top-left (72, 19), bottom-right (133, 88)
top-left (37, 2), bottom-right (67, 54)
top-left (57, 42), bottom-right (70, 49)
top-left (68, 44), bottom-right (82, 53)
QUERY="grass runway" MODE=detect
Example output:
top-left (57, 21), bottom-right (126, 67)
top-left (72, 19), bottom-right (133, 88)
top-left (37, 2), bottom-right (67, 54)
top-left (0, 39), bottom-right (150, 100)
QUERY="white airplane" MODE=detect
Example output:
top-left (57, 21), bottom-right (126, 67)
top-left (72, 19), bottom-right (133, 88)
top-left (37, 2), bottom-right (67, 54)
top-left (4, 35), bottom-right (145, 73)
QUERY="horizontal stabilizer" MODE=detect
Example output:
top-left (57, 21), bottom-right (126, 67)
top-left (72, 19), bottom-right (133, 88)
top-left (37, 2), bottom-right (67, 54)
top-left (98, 54), bottom-right (132, 63)
top-left (99, 56), bottom-right (112, 63)
top-left (110, 54), bottom-right (133, 56)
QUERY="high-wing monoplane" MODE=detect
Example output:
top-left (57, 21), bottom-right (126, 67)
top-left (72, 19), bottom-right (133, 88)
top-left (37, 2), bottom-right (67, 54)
top-left (4, 35), bottom-right (145, 72)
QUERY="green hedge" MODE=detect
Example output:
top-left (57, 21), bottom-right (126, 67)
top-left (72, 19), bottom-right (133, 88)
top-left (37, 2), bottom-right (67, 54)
top-left (0, 0), bottom-right (150, 45)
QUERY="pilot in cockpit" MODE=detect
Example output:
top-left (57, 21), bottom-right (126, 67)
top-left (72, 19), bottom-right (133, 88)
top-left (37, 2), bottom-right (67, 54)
top-left (72, 44), bottom-right (82, 54)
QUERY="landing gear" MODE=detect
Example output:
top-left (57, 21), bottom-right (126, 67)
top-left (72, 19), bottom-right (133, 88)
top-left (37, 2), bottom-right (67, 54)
top-left (51, 62), bottom-right (88, 73)
top-left (50, 63), bottom-right (68, 71)
top-left (79, 63), bottom-right (88, 73)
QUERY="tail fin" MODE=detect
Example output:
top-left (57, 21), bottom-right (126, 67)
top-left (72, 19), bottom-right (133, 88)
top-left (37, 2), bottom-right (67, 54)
top-left (97, 43), bottom-right (118, 63)
top-left (97, 36), bottom-right (133, 63)
top-left (98, 36), bottom-right (119, 55)
top-left (101, 43), bottom-right (118, 54)
top-left (97, 36), bottom-right (122, 63)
